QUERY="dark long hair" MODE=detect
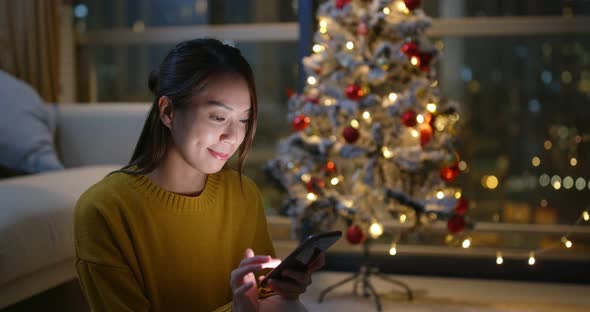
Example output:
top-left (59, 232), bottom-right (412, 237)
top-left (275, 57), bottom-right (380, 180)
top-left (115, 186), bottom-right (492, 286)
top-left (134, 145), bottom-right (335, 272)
top-left (119, 38), bottom-right (258, 179)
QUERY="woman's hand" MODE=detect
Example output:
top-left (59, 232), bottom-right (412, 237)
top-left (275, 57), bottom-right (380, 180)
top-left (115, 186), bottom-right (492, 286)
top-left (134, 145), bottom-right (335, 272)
top-left (265, 252), bottom-right (325, 300)
top-left (231, 248), bottom-right (280, 312)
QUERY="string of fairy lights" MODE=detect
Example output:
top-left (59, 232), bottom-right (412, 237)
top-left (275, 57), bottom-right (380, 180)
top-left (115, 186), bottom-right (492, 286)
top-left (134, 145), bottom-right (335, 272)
top-left (361, 131), bottom-right (589, 265)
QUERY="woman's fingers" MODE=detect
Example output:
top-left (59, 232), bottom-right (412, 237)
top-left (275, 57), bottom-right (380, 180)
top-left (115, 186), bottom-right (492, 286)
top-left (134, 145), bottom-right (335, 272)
top-left (281, 270), bottom-right (312, 286)
top-left (262, 258), bottom-right (282, 269)
top-left (308, 253), bottom-right (325, 272)
top-left (230, 263), bottom-right (262, 287)
top-left (240, 255), bottom-right (271, 267)
top-left (268, 278), bottom-right (306, 296)
top-left (233, 281), bottom-right (255, 296)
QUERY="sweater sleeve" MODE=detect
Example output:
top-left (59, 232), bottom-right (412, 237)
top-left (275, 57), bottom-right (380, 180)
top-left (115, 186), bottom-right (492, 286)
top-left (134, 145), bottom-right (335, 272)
top-left (76, 260), bottom-right (150, 311)
top-left (74, 192), bottom-right (150, 311)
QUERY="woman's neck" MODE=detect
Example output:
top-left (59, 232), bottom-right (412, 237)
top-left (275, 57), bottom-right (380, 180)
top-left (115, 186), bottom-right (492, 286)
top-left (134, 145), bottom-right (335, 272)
top-left (147, 148), bottom-right (207, 197)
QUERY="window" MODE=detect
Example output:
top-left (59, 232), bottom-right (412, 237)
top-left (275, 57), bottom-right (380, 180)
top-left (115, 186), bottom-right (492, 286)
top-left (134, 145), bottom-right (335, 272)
top-left (72, 0), bottom-right (590, 268)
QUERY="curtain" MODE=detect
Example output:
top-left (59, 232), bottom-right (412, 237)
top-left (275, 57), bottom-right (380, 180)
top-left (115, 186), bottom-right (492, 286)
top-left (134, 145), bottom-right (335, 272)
top-left (1, 0), bottom-right (61, 103)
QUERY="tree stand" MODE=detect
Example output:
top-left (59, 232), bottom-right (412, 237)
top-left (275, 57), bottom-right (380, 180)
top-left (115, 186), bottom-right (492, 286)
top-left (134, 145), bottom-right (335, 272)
top-left (317, 240), bottom-right (413, 311)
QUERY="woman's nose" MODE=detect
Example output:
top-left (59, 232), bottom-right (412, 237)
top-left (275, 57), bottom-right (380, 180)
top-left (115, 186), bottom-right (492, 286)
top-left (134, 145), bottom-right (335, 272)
top-left (220, 122), bottom-right (238, 144)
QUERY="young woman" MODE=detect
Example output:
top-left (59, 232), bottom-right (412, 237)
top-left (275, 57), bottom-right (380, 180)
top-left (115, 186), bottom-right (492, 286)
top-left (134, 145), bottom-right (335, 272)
top-left (74, 38), bottom-right (323, 312)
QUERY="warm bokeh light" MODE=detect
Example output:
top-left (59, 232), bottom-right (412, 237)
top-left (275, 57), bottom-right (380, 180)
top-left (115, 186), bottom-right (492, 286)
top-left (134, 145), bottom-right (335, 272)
top-left (300, 173), bottom-right (311, 183)
top-left (416, 114), bottom-right (424, 124)
top-left (539, 174), bottom-right (550, 187)
top-left (563, 176), bottom-right (574, 189)
top-left (350, 119), bottom-right (360, 128)
top-left (544, 140), bottom-right (552, 150)
top-left (306, 193), bottom-right (317, 201)
top-left (426, 103), bottom-right (437, 112)
top-left (307, 76), bottom-right (317, 85)
top-left (389, 243), bottom-right (397, 256)
top-left (496, 251), bottom-right (503, 265)
top-left (436, 191), bottom-right (444, 199)
top-left (531, 156), bottom-right (541, 167)
top-left (330, 177), bottom-right (339, 185)
top-left (399, 214), bottom-right (407, 223)
top-left (486, 175), bottom-right (499, 189)
top-left (528, 252), bottom-right (536, 265)
top-left (570, 158), bottom-right (578, 166)
top-left (346, 41), bottom-right (354, 50)
top-left (575, 178), bottom-right (586, 190)
top-left (362, 111), bottom-right (371, 120)
top-left (382, 147), bottom-right (393, 159)
top-left (388, 92), bottom-right (398, 102)
top-left (462, 238), bottom-right (471, 249)
top-left (458, 161), bottom-right (468, 171)
top-left (369, 222), bottom-right (383, 239)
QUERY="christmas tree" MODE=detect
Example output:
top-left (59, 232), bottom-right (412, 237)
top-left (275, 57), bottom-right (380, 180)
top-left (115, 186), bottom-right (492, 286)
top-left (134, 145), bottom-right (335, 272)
top-left (266, 0), bottom-right (469, 247)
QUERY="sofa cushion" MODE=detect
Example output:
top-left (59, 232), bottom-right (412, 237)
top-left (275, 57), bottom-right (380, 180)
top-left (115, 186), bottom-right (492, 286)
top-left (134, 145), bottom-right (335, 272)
top-left (56, 104), bottom-right (149, 168)
top-left (0, 165), bottom-right (120, 287)
top-left (0, 70), bottom-right (63, 174)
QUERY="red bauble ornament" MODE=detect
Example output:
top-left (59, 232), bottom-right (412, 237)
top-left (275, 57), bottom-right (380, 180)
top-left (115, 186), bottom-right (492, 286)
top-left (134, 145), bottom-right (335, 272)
top-left (346, 224), bottom-right (365, 244)
top-left (292, 114), bottom-right (310, 131)
top-left (342, 126), bottom-right (360, 143)
top-left (357, 22), bottom-right (369, 36)
top-left (419, 123), bottom-right (433, 147)
top-left (401, 110), bottom-right (417, 127)
top-left (306, 177), bottom-right (325, 194)
top-left (404, 0), bottom-right (421, 10)
top-left (306, 94), bottom-right (319, 104)
top-left (324, 160), bottom-right (337, 173)
top-left (345, 84), bottom-right (364, 100)
top-left (401, 41), bottom-right (418, 57)
top-left (286, 89), bottom-right (296, 98)
top-left (418, 52), bottom-right (434, 72)
top-left (440, 162), bottom-right (460, 182)
top-left (447, 215), bottom-right (466, 234)
top-left (335, 0), bottom-right (351, 9)
top-left (455, 197), bottom-right (469, 215)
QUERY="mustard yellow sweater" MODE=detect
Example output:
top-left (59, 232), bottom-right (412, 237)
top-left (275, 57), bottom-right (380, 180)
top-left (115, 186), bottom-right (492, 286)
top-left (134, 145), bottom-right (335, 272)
top-left (74, 169), bottom-right (275, 312)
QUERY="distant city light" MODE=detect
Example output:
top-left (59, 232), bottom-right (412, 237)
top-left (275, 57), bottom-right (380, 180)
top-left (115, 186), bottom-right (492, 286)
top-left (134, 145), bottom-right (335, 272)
top-left (541, 70), bottom-right (552, 84)
top-left (528, 99), bottom-right (540, 113)
top-left (531, 156), bottom-right (541, 167)
top-left (544, 140), bottom-right (552, 150)
top-left (461, 67), bottom-right (473, 82)
top-left (539, 174), bottom-right (550, 187)
top-left (74, 4), bottom-right (88, 18)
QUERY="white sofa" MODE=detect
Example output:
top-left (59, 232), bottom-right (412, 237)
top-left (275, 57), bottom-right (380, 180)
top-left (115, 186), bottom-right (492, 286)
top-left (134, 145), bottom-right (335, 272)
top-left (0, 103), bottom-right (150, 308)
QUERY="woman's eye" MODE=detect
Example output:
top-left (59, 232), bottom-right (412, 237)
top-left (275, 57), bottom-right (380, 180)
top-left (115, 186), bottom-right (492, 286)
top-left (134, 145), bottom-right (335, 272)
top-left (240, 119), bottom-right (249, 124)
top-left (211, 115), bottom-right (225, 122)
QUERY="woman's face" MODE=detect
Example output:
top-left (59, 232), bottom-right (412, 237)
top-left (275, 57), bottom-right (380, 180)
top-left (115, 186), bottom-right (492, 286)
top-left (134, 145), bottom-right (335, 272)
top-left (171, 74), bottom-right (252, 175)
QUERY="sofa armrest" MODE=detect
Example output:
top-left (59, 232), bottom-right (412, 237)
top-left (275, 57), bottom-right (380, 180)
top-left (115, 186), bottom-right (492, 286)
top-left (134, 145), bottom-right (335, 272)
top-left (56, 103), bottom-right (150, 168)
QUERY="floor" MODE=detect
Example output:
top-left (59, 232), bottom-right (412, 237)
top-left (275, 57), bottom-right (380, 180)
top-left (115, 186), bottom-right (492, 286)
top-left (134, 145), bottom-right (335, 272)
top-left (3, 272), bottom-right (589, 311)
top-left (301, 272), bottom-right (590, 312)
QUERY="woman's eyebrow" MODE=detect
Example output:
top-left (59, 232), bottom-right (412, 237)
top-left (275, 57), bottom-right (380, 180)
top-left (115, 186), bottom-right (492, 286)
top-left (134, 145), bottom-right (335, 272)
top-left (207, 100), bottom-right (251, 113)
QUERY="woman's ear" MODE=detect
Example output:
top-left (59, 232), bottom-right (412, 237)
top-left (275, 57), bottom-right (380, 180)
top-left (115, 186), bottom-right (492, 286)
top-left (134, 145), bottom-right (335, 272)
top-left (158, 96), bottom-right (174, 129)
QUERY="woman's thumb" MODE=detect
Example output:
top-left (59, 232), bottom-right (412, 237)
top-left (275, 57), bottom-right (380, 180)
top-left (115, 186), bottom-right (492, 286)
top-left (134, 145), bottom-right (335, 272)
top-left (244, 248), bottom-right (254, 259)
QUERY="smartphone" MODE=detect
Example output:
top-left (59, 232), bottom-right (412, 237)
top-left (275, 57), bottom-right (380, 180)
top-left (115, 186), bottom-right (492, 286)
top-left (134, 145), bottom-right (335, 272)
top-left (260, 230), bottom-right (342, 287)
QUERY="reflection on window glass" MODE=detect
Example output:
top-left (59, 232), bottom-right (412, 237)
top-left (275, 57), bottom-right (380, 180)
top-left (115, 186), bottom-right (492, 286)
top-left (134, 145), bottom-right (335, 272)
top-left (423, 0), bottom-right (590, 17)
top-left (436, 35), bottom-right (590, 228)
top-left (73, 0), bottom-right (298, 31)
